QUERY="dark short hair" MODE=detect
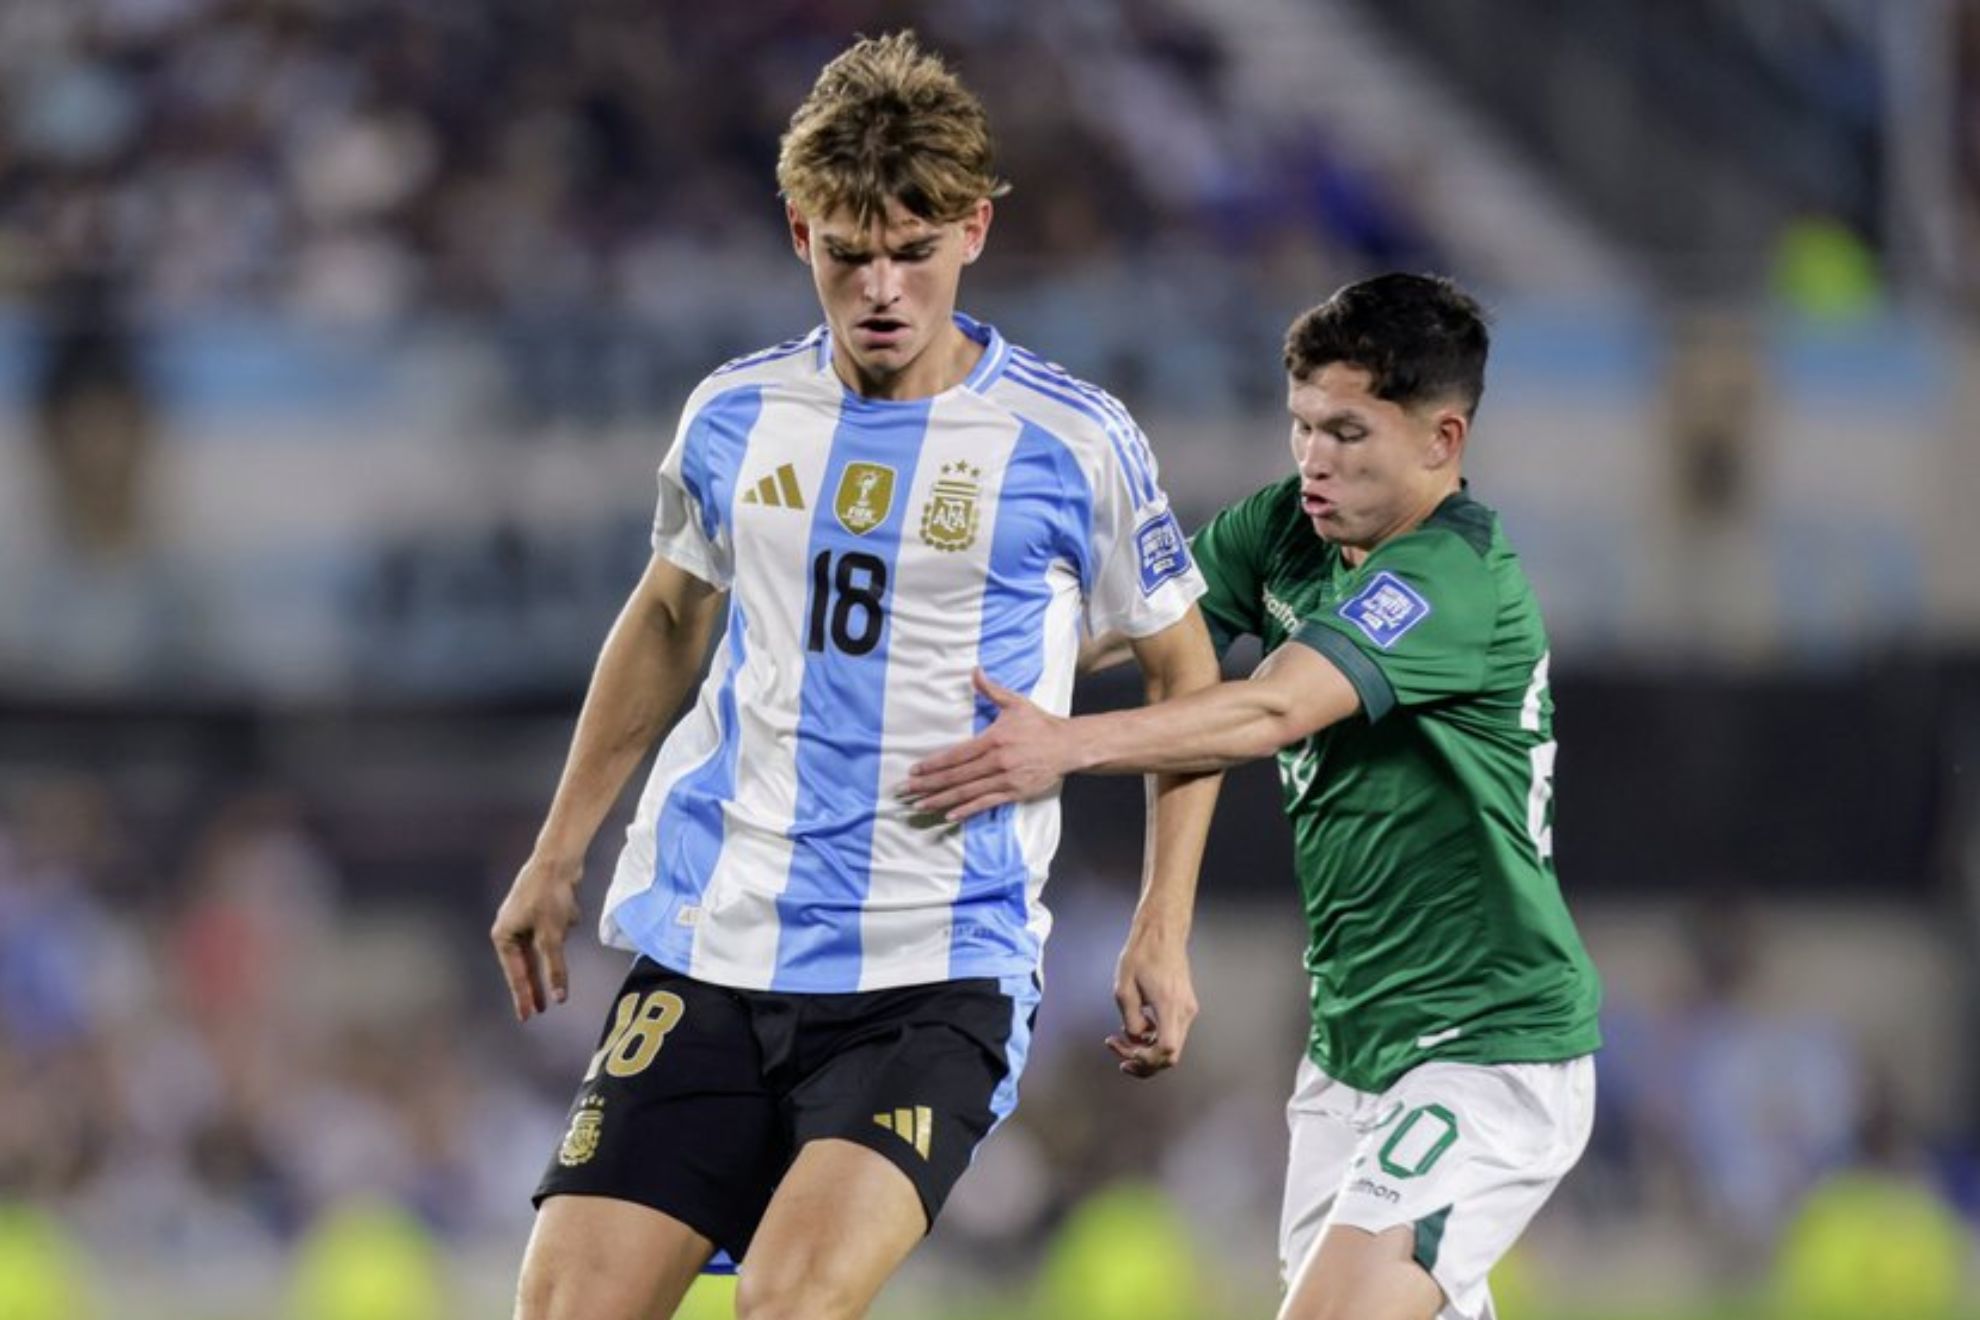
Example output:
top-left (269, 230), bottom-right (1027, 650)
top-left (1283, 273), bottom-right (1490, 417)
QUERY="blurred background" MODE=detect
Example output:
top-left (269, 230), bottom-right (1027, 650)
top-left (2, 0), bottom-right (1978, 1316)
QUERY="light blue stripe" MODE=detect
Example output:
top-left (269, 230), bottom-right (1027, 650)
top-left (611, 599), bottom-right (750, 966)
top-left (1008, 347), bottom-right (1159, 502)
top-left (956, 313), bottom-right (1010, 392)
top-left (773, 395), bottom-right (933, 990)
top-left (985, 974), bottom-right (1042, 1129)
top-left (680, 386), bottom-right (763, 542)
top-left (1004, 359), bottom-right (1157, 507)
top-left (951, 423), bottom-right (1091, 980)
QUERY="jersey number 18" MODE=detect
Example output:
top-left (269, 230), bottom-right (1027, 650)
top-left (808, 550), bottom-right (889, 656)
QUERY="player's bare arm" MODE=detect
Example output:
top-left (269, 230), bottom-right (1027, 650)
top-left (906, 637), bottom-right (1360, 820)
top-left (1076, 628), bottom-right (1133, 675)
top-left (491, 552), bottom-right (723, 1021)
top-left (1107, 609), bottom-right (1221, 1079)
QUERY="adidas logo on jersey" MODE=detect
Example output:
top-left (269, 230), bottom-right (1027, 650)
top-left (741, 463), bottom-right (806, 510)
top-left (873, 1105), bottom-right (933, 1160)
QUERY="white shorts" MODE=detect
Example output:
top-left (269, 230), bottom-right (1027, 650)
top-left (1278, 1053), bottom-right (1595, 1320)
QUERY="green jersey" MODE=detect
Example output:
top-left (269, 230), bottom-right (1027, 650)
top-left (1191, 477), bottom-right (1601, 1091)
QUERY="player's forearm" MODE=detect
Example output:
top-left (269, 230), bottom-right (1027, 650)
top-left (1070, 678), bottom-right (1299, 775)
top-left (1131, 629), bottom-right (1223, 932)
top-left (1134, 769), bottom-right (1219, 935)
top-left (534, 592), bottom-right (708, 862)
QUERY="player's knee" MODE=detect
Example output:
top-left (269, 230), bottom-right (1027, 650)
top-left (512, 1256), bottom-right (572, 1320)
top-left (733, 1257), bottom-right (864, 1320)
top-left (512, 1240), bottom-right (628, 1320)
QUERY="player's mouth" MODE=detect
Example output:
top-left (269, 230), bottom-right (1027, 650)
top-left (854, 316), bottom-right (910, 347)
top-left (1301, 489), bottom-right (1336, 517)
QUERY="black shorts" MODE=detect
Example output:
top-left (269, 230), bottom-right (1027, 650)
top-left (533, 957), bottom-right (1039, 1261)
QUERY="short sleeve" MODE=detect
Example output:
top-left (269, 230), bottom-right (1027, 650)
top-left (651, 386), bottom-right (753, 589)
top-left (1081, 411), bottom-right (1206, 638)
top-left (1292, 530), bottom-right (1495, 722)
top-left (1187, 481), bottom-right (1288, 656)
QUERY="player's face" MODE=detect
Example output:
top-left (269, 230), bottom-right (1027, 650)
top-left (1287, 364), bottom-right (1466, 556)
top-left (791, 196), bottom-right (991, 400)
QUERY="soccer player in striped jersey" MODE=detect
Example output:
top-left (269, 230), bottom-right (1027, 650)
top-left (908, 274), bottom-right (1602, 1320)
top-left (489, 32), bottom-right (1222, 1320)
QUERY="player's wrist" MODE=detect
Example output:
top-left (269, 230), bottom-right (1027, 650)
top-left (527, 835), bottom-right (590, 879)
top-left (1126, 896), bottom-right (1193, 943)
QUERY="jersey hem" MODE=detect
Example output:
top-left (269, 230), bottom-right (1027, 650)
top-left (611, 943), bottom-right (1044, 995)
top-left (1310, 1027), bottom-right (1602, 1094)
top-left (650, 536), bottom-right (728, 591)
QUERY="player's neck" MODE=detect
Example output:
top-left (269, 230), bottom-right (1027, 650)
top-left (834, 322), bottom-right (983, 402)
top-left (1339, 478), bottom-right (1463, 567)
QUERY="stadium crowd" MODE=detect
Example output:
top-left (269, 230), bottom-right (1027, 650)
top-left (1, 769), bottom-right (1968, 1314)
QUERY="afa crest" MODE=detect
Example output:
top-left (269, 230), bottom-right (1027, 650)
top-left (919, 462), bottom-right (982, 552)
top-left (558, 1095), bottom-right (605, 1167)
top-left (835, 462), bottom-right (897, 535)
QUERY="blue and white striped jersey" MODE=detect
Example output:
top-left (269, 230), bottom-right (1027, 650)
top-left (599, 313), bottom-right (1204, 992)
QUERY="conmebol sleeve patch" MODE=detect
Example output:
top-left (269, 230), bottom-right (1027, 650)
top-left (1337, 571), bottom-right (1432, 649)
top-left (1134, 510), bottom-right (1191, 595)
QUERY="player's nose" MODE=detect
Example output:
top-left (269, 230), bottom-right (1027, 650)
top-left (1293, 437), bottom-right (1330, 476)
top-left (863, 259), bottom-right (903, 306)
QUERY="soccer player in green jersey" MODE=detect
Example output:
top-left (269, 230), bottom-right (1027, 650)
top-left (907, 272), bottom-right (1601, 1320)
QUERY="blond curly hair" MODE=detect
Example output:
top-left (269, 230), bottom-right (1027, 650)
top-left (777, 31), bottom-right (1010, 226)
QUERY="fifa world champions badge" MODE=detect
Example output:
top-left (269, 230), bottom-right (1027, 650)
top-left (835, 462), bottom-right (897, 535)
top-left (920, 462), bottom-right (982, 552)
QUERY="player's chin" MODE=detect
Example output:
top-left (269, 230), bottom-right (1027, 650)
top-left (848, 339), bottom-right (917, 373)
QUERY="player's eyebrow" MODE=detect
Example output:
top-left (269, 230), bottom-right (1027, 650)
top-left (1290, 404), bottom-right (1371, 431)
top-left (823, 233), bottom-right (940, 259)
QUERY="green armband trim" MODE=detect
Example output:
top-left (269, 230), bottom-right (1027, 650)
top-left (1292, 622), bottom-right (1396, 723)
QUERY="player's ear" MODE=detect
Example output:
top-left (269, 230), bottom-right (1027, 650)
top-left (788, 202), bottom-right (814, 266)
top-left (959, 198), bottom-right (993, 265)
top-left (1427, 407), bottom-right (1468, 469)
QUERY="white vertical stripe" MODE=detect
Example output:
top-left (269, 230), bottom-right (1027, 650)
top-left (687, 389), bottom-right (838, 987)
top-left (598, 634), bottom-right (734, 947)
top-left (1012, 565), bottom-right (1084, 953)
top-left (857, 395), bottom-right (1026, 989)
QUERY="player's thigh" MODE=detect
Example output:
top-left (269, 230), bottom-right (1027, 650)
top-left (514, 1195), bottom-right (716, 1320)
top-left (1280, 1056), bottom-right (1365, 1286)
top-left (1311, 1055), bottom-right (1596, 1320)
top-left (789, 974), bottom-right (1038, 1233)
top-left (736, 975), bottom-right (1038, 1317)
top-left (533, 960), bottom-right (787, 1264)
top-left (1280, 1222), bottom-right (1444, 1320)
top-left (516, 1193), bottom-right (713, 1320)
top-left (735, 1138), bottom-right (927, 1320)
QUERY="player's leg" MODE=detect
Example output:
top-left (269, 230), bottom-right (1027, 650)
top-left (1279, 1223), bottom-right (1443, 1320)
top-left (1276, 1055), bottom-right (1378, 1314)
top-left (519, 958), bottom-right (787, 1320)
top-left (733, 1138), bottom-right (927, 1320)
top-left (1282, 1055), bottom-right (1596, 1320)
top-left (515, 1194), bottom-right (713, 1320)
top-left (736, 974), bottom-right (1039, 1320)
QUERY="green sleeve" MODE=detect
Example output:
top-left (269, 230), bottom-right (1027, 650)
top-left (1292, 529), bottom-right (1495, 722)
top-left (1187, 480), bottom-right (1288, 657)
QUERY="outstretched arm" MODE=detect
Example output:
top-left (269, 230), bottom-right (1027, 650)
top-left (906, 638), bottom-right (1359, 818)
top-left (490, 553), bottom-right (723, 1021)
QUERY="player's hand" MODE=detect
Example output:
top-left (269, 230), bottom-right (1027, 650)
top-left (903, 669), bottom-right (1074, 820)
top-left (491, 853), bottom-right (582, 1022)
top-left (1107, 923), bottom-right (1197, 1079)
